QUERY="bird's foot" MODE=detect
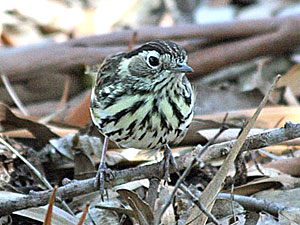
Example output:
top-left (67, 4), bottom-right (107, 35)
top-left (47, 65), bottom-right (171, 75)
top-left (159, 146), bottom-right (178, 182)
top-left (94, 163), bottom-right (114, 201)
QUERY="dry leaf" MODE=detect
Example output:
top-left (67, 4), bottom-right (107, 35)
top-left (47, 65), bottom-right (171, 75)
top-left (256, 212), bottom-right (278, 225)
top-left (64, 94), bottom-right (91, 127)
top-left (224, 178), bottom-right (282, 196)
top-left (0, 103), bottom-right (58, 146)
top-left (1, 127), bottom-right (77, 139)
top-left (72, 134), bottom-right (95, 180)
top-left (76, 201), bottom-right (120, 225)
top-left (198, 128), bottom-right (264, 143)
top-left (227, 174), bottom-right (300, 196)
top-left (155, 186), bottom-right (176, 224)
top-left (211, 198), bottom-right (244, 220)
top-left (48, 134), bottom-right (103, 160)
top-left (265, 157), bottom-right (300, 176)
top-left (198, 106), bottom-right (300, 129)
top-left (95, 204), bottom-right (135, 217)
top-left (183, 118), bottom-right (226, 145)
top-left (279, 208), bottom-right (300, 225)
top-left (278, 64), bottom-right (300, 96)
top-left (117, 189), bottom-right (154, 225)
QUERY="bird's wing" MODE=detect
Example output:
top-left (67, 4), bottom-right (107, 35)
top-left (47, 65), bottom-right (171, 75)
top-left (95, 52), bottom-right (125, 89)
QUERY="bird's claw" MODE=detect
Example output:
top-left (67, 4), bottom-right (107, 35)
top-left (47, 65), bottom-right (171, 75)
top-left (94, 164), bottom-right (114, 201)
top-left (159, 146), bottom-right (178, 182)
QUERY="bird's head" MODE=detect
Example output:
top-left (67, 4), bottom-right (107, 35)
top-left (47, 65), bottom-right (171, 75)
top-left (118, 40), bottom-right (193, 80)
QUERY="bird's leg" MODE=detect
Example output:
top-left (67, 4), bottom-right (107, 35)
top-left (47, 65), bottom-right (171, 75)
top-left (160, 144), bottom-right (178, 181)
top-left (95, 136), bottom-right (112, 200)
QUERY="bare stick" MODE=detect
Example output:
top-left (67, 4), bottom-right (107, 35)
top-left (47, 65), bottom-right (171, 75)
top-left (127, 31), bottom-right (138, 51)
top-left (95, 136), bottom-right (109, 200)
top-left (217, 193), bottom-right (293, 216)
top-left (1, 74), bottom-right (29, 115)
top-left (189, 188), bottom-right (293, 217)
top-left (251, 151), bottom-right (265, 176)
top-left (230, 184), bottom-right (237, 223)
top-left (58, 75), bottom-right (70, 110)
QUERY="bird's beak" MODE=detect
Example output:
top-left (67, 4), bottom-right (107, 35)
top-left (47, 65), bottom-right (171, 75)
top-left (170, 62), bottom-right (194, 73)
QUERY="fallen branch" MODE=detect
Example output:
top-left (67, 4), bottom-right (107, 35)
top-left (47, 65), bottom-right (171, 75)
top-left (1, 15), bottom-right (300, 82)
top-left (187, 187), bottom-right (294, 217)
top-left (189, 16), bottom-right (300, 79)
top-left (1, 122), bottom-right (300, 215)
top-left (217, 193), bottom-right (293, 216)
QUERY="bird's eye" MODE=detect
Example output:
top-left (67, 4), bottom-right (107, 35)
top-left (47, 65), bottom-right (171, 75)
top-left (148, 56), bottom-right (160, 67)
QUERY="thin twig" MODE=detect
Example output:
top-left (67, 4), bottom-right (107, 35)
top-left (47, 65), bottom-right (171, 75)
top-left (289, 147), bottom-right (295, 157)
top-left (39, 107), bottom-right (66, 124)
top-left (230, 184), bottom-right (236, 223)
top-left (179, 184), bottom-right (220, 225)
top-left (43, 186), bottom-right (57, 225)
top-left (257, 149), bottom-right (282, 160)
top-left (58, 75), bottom-right (70, 110)
top-left (0, 136), bottom-right (52, 188)
top-left (250, 151), bottom-right (265, 176)
top-left (127, 31), bottom-right (137, 51)
top-left (1, 74), bottom-right (29, 115)
top-left (77, 202), bottom-right (90, 225)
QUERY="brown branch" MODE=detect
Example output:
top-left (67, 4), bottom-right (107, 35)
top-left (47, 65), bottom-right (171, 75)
top-left (0, 122), bottom-right (300, 215)
top-left (1, 15), bottom-right (300, 82)
top-left (65, 15), bottom-right (299, 46)
top-left (0, 45), bottom-right (124, 82)
top-left (188, 17), bottom-right (300, 79)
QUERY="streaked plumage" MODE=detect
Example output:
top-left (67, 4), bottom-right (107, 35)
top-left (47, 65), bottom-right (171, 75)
top-left (90, 40), bottom-right (194, 154)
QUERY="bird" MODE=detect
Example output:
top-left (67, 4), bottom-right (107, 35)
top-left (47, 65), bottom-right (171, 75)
top-left (90, 40), bottom-right (195, 195)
